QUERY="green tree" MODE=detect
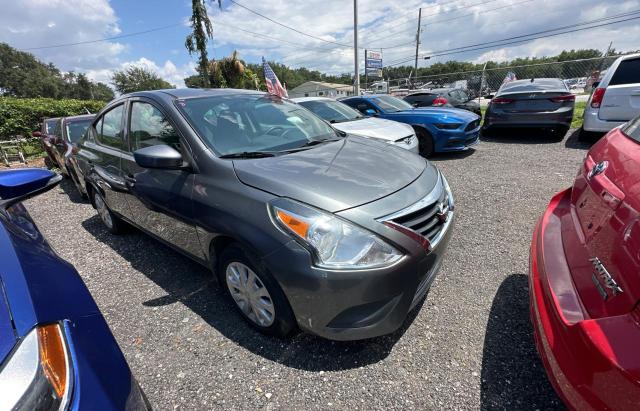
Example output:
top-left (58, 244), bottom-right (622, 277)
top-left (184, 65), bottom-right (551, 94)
top-left (111, 66), bottom-right (174, 94)
top-left (185, 51), bottom-right (260, 89)
top-left (185, 0), bottom-right (221, 88)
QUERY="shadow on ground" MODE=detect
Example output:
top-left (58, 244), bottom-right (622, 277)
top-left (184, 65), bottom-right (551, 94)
top-left (564, 128), bottom-right (596, 150)
top-left (430, 148), bottom-right (476, 161)
top-left (81, 214), bottom-right (421, 371)
top-left (481, 274), bottom-right (565, 410)
top-left (58, 177), bottom-right (86, 204)
top-left (480, 128), bottom-right (566, 145)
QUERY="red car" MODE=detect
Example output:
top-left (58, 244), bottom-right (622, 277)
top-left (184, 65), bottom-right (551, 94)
top-left (530, 116), bottom-right (640, 410)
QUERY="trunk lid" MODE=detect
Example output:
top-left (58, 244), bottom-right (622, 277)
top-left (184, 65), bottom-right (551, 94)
top-left (568, 128), bottom-right (640, 318)
top-left (498, 91), bottom-right (571, 112)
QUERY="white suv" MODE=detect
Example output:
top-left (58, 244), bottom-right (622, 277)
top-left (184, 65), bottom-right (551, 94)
top-left (583, 53), bottom-right (640, 135)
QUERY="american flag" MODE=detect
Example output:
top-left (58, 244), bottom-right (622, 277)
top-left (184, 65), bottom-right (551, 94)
top-left (502, 71), bottom-right (517, 85)
top-left (262, 57), bottom-right (288, 98)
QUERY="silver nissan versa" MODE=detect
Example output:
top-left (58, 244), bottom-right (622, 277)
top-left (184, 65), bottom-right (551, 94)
top-left (76, 88), bottom-right (455, 341)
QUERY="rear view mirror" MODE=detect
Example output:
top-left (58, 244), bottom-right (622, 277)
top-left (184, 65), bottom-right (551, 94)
top-left (0, 168), bottom-right (62, 208)
top-left (133, 145), bottom-right (184, 169)
top-left (365, 109), bottom-right (376, 116)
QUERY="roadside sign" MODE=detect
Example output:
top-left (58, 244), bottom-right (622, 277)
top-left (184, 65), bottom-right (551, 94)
top-left (366, 58), bottom-right (383, 69)
top-left (366, 50), bottom-right (382, 60)
top-left (366, 68), bottom-right (382, 77)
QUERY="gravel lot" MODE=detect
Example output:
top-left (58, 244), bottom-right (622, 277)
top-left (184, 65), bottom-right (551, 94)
top-left (25, 129), bottom-right (591, 410)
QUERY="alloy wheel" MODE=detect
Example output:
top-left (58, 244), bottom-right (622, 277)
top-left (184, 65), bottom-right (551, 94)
top-left (225, 262), bottom-right (275, 327)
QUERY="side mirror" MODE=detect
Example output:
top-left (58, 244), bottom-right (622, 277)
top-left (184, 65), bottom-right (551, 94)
top-left (365, 108), bottom-right (377, 116)
top-left (32, 131), bottom-right (42, 138)
top-left (485, 94), bottom-right (494, 99)
top-left (133, 145), bottom-right (184, 170)
top-left (0, 168), bottom-right (62, 208)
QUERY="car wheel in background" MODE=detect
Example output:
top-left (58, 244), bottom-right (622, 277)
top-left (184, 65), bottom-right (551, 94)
top-left (552, 126), bottom-right (569, 141)
top-left (92, 189), bottom-right (127, 234)
top-left (415, 128), bottom-right (434, 157)
top-left (218, 244), bottom-right (297, 338)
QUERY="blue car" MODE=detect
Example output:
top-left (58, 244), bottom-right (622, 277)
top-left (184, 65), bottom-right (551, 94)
top-left (0, 169), bottom-right (148, 410)
top-left (341, 94), bottom-right (481, 156)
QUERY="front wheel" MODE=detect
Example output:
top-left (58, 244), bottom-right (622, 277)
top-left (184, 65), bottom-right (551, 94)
top-left (218, 244), bottom-right (296, 338)
top-left (415, 128), bottom-right (434, 157)
top-left (93, 189), bottom-right (127, 234)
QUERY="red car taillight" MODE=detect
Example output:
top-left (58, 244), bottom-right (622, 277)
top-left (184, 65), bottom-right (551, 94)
top-left (491, 97), bottom-right (514, 104)
top-left (590, 87), bottom-right (606, 108)
top-left (550, 94), bottom-right (576, 103)
top-left (432, 96), bottom-right (448, 106)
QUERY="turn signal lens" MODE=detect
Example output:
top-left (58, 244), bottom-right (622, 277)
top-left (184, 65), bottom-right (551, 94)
top-left (37, 324), bottom-right (68, 398)
top-left (491, 97), bottom-right (514, 104)
top-left (590, 87), bottom-right (606, 108)
top-left (276, 210), bottom-right (310, 238)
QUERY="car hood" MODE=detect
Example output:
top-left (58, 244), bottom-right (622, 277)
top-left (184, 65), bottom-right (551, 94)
top-left (233, 135), bottom-right (426, 212)
top-left (390, 107), bottom-right (479, 121)
top-left (332, 117), bottom-right (414, 142)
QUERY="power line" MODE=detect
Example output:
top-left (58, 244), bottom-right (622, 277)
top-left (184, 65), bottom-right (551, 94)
top-left (384, 12), bottom-right (640, 67)
top-left (22, 23), bottom-right (184, 51)
top-left (227, 0), bottom-right (351, 48)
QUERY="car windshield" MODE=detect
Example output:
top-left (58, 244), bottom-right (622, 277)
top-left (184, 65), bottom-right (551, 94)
top-left (372, 95), bottom-right (413, 112)
top-left (65, 119), bottom-right (92, 144)
top-left (298, 99), bottom-right (363, 123)
top-left (177, 94), bottom-right (339, 156)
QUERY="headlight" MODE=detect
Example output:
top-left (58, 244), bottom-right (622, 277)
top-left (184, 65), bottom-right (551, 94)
top-left (270, 199), bottom-right (402, 269)
top-left (0, 323), bottom-right (72, 411)
top-left (434, 123), bottom-right (462, 130)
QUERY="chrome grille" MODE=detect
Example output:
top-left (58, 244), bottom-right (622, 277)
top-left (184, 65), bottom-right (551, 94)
top-left (390, 189), bottom-right (448, 243)
top-left (379, 175), bottom-right (454, 250)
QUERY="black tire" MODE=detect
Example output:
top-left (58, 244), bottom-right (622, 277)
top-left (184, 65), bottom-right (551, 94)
top-left (69, 169), bottom-right (88, 200)
top-left (92, 189), bottom-right (127, 234)
top-left (415, 128), bottom-right (434, 157)
top-left (218, 244), bottom-right (297, 338)
top-left (552, 126), bottom-right (569, 141)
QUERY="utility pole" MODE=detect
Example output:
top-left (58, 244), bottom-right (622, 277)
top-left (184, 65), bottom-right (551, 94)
top-left (413, 7), bottom-right (422, 90)
top-left (364, 48), bottom-right (368, 92)
top-left (354, 0), bottom-right (360, 95)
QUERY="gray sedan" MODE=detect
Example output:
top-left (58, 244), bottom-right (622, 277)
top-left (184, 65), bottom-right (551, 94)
top-left (483, 78), bottom-right (575, 139)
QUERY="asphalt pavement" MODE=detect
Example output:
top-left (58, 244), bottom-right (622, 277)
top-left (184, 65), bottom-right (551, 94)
top-left (24, 129), bottom-right (592, 410)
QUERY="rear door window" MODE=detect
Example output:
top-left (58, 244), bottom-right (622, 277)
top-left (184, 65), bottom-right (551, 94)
top-left (97, 105), bottom-right (125, 150)
top-left (610, 58), bottom-right (640, 85)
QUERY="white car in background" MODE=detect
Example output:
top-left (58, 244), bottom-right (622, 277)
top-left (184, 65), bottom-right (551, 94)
top-left (582, 53), bottom-right (640, 137)
top-left (293, 97), bottom-right (419, 153)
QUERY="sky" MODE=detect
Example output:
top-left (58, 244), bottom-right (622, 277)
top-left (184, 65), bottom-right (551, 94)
top-left (1, 0), bottom-right (639, 88)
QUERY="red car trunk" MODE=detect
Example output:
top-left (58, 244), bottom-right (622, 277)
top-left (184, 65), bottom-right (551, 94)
top-left (568, 127), bottom-right (640, 318)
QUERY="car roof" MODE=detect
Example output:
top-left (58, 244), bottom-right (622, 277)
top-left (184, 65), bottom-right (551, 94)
top-left (123, 88), bottom-right (266, 100)
top-left (62, 114), bottom-right (94, 123)
top-left (499, 78), bottom-right (566, 93)
top-left (291, 96), bottom-right (334, 103)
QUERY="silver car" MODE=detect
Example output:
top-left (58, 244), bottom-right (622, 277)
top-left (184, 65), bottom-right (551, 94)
top-left (293, 97), bottom-right (419, 153)
top-left (483, 78), bottom-right (575, 139)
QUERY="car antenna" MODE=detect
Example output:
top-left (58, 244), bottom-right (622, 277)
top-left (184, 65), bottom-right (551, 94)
top-left (84, 107), bottom-right (91, 114)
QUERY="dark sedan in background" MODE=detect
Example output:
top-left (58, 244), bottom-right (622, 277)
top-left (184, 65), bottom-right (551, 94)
top-left (483, 78), bottom-right (575, 139)
top-left (404, 88), bottom-right (481, 115)
top-left (74, 88), bottom-right (455, 341)
top-left (0, 168), bottom-right (148, 410)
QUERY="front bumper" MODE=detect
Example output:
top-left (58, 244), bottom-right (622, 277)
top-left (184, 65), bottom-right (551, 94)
top-left (263, 215), bottom-right (453, 340)
top-left (434, 127), bottom-right (480, 152)
top-left (529, 189), bottom-right (640, 410)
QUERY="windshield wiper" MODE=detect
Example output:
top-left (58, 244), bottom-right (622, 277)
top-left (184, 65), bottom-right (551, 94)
top-left (219, 151), bottom-right (276, 159)
top-left (284, 138), bottom-right (342, 152)
top-left (329, 118), bottom-right (357, 124)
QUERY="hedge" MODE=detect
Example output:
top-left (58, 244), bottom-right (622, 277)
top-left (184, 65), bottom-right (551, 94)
top-left (0, 97), bottom-right (106, 140)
